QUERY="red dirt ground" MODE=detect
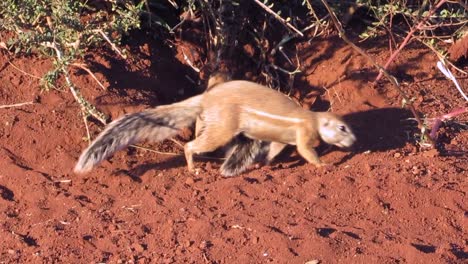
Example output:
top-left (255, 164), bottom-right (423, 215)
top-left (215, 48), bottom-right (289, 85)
top-left (0, 34), bottom-right (467, 263)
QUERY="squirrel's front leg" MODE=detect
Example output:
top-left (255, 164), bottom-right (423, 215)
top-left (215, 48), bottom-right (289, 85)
top-left (296, 127), bottom-right (324, 166)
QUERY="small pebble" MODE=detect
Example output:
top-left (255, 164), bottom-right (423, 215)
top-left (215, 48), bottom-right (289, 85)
top-left (252, 236), bottom-right (260, 244)
top-left (199, 240), bottom-right (208, 249)
top-left (132, 243), bottom-right (145, 253)
top-left (185, 177), bottom-right (194, 185)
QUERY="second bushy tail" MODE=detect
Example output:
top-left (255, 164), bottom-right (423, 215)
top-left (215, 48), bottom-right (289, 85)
top-left (220, 135), bottom-right (270, 176)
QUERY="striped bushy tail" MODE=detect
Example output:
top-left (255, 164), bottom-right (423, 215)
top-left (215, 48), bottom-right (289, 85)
top-left (74, 95), bottom-right (203, 173)
top-left (220, 136), bottom-right (270, 177)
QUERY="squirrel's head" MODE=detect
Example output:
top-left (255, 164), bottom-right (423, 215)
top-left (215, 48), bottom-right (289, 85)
top-left (317, 113), bottom-right (356, 148)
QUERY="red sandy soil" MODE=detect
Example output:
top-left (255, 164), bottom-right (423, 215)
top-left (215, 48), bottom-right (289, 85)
top-left (0, 34), bottom-right (467, 263)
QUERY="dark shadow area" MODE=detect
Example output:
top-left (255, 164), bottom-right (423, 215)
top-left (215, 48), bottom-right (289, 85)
top-left (5, 206), bottom-right (19, 218)
top-left (18, 233), bottom-right (38, 247)
top-left (435, 120), bottom-right (468, 157)
top-left (0, 185), bottom-right (15, 201)
top-left (86, 31), bottom-right (201, 110)
top-left (83, 235), bottom-right (93, 241)
top-left (289, 247), bottom-right (299, 256)
top-left (267, 225), bottom-right (288, 236)
top-left (243, 177), bottom-right (260, 184)
top-left (343, 107), bottom-right (415, 153)
top-left (411, 243), bottom-right (436, 254)
top-left (343, 231), bottom-right (361, 240)
top-left (114, 153), bottom-right (192, 181)
top-left (316, 227), bottom-right (337, 238)
top-left (101, 252), bottom-right (113, 263)
top-left (74, 194), bottom-right (93, 206)
top-left (450, 243), bottom-right (468, 260)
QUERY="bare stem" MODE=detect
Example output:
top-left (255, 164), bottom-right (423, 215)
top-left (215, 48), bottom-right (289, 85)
top-left (71, 63), bottom-right (107, 90)
top-left (7, 61), bottom-right (41, 79)
top-left (0, 101), bottom-right (34, 109)
top-left (253, 0), bottom-right (304, 37)
top-left (95, 29), bottom-right (127, 59)
top-left (130, 144), bottom-right (225, 160)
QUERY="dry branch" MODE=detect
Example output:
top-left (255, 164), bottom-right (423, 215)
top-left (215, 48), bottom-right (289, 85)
top-left (253, 0), bottom-right (304, 37)
top-left (0, 101), bottom-right (34, 109)
top-left (71, 63), bottom-right (107, 90)
top-left (95, 29), bottom-right (127, 59)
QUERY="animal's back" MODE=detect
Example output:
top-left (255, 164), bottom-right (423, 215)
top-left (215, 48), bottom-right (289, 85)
top-left (203, 80), bottom-right (303, 117)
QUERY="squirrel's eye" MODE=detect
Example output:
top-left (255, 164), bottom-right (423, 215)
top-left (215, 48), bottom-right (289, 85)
top-left (339, 125), bottom-right (347, 132)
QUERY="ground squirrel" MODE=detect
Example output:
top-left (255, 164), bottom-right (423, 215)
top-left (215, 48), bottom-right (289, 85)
top-left (74, 80), bottom-right (356, 176)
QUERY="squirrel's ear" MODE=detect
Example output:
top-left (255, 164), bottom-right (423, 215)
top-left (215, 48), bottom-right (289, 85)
top-left (321, 118), bottom-right (330, 127)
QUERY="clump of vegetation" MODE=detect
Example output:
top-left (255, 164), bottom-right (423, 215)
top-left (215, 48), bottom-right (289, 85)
top-left (352, 0), bottom-right (467, 81)
top-left (1, 0), bottom-right (144, 124)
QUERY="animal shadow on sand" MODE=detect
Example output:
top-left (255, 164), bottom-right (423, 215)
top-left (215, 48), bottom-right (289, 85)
top-left (344, 107), bottom-right (415, 152)
top-left (330, 107), bottom-right (416, 165)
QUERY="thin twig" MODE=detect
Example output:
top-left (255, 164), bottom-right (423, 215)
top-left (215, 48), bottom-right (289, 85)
top-left (170, 138), bottom-right (185, 149)
top-left (130, 144), bottom-right (225, 160)
top-left (319, 0), bottom-right (435, 147)
top-left (253, 0), bottom-right (304, 37)
top-left (181, 50), bottom-right (200, 72)
top-left (7, 61), bottom-right (41, 79)
top-left (323, 86), bottom-right (334, 112)
top-left (0, 101), bottom-right (34, 109)
top-left (304, 0), bottom-right (322, 22)
top-left (130, 144), bottom-right (180, 156)
top-left (71, 63), bottom-right (107, 90)
top-left (170, 12), bottom-right (188, 33)
top-left (95, 29), bottom-right (127, 59)
top-left (268, 64), bottom-right (301, 75)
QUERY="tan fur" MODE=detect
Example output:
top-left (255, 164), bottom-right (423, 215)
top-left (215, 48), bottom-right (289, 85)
top-left (206, 72), bottom-right (230, 90)
top-left (195, 72), bottom-right (231, 137)
top-left (75, 80), bottom-right (356, 176)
